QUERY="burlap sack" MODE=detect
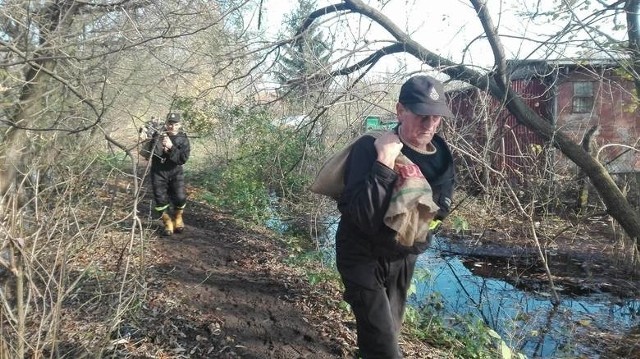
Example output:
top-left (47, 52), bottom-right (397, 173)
top-left (310, 130), bottom-right (439, 246)
top-left (383, 153), bottom-right (439, 247)
top-left (310, 131), bottom-right (385, 200)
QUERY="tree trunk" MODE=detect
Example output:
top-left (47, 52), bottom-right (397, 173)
top-left (0, 2), bottom-right (68, 203)
top-left (577, 125), bottom-right (600, 212)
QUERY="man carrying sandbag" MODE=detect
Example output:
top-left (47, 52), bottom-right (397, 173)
top-left (336, 75), bottom-right (455, 358)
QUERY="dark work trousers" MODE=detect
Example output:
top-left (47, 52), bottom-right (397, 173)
top-left (151, 166), bottom-right (186, 214)
top-left (341, 254), bottom-right (418, 359)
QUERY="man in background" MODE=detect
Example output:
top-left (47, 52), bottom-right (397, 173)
top-left (143, 113), bottom-right (191, 236)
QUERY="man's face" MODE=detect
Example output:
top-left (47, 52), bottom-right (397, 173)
top-left (165, 121), bottom-right (181, 135)
top-left (396, 102), bottom-right (441, 149)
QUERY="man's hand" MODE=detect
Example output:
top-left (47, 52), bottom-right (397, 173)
top-left (374, 132), bottom-right (403, 168)
top-left (162, 135), bottom-right (173, 152)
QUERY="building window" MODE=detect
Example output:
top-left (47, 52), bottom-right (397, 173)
top-left (572, 82), bottom-right (594, 113)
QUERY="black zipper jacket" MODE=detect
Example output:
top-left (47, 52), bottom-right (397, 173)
top-left (336, 132), bottom-right (455, 265)
top-left (147, 132), bottom-right (191, 172)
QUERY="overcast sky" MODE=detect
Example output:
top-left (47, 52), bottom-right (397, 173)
top-left (256, 0), bottom-right (628, 74)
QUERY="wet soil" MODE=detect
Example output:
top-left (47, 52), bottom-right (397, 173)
top-left (113, 201), bottom-right (348, 358)
top-left (440, 216), bottom-right (640, 299)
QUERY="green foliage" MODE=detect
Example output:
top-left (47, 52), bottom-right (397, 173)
top-left (404, 274), bottom-right (525, 359)
top-left (284, 238), bottom-right (319, 262)
top-left (407, 268), bottom-right (431, 299)
top-left (171, 96), bottom-right (221, 137)
top-left (274, 0), bottom-right (334, 101)
top-left (338, 300), bottom-right (351, 312)
top-left (94, 153), bottom-right (119, 170)
top-left (406, 307), bottom-right (523, 359)
top-left (214, 161), bottom-right (270, 222)
top-left (452, 216), bottom-right (470, 234)
top-left (187, 102), bottom-right (322, 223)
top-left (95, 152), bottom-right (129, 172)
top-left (413, 268), bottom-right (432, 282)
top-left (451, 315), bottom-right (502, 358)
top-left (403, 305), bottom-right (422, 328)
top-left (306, 268), bottom-right (341, 286)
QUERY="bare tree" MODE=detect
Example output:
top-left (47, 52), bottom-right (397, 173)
top-left (0, 0), bottom-right (258, 355)
top-left (0, 0), bottom-right (241, 196)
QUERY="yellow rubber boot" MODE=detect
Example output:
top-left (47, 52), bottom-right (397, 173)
top-left (173, 209), bottom-right (184, 233)
top-left (160, 212), bottom-right (174, 236)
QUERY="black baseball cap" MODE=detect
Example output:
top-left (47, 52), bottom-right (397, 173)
top-left (399, 75), bottom-right (454, 118)
top-left (166, 113), bottom-right (181, 123)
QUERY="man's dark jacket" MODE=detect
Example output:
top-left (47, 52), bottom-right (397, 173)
top-left (146, 132), bottom-right (191, 170)
top-left (145, 131), bottom-right (191, 210)
top-left (335, 133), bottom-right (455, 289)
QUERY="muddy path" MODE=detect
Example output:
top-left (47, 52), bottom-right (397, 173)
top-left (108, 197), bottom-right (450, 358)
top-left (102, 168), bottom-right (638, 358)
top-left (125, 200), bottom-right (350, 358)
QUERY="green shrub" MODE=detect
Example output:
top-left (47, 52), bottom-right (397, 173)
top-left (186, 102), bottom-right (322, 224)
top-left (199, 161), bottom-right (271, 222)
top-left (404, 272), bottom-right (525, 359)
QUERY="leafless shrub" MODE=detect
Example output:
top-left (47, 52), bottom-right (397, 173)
top-left (0, 142), bottom-right (148, 357)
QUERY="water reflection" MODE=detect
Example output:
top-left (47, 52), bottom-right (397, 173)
top-left (414, 237), bottom-right (640, 358)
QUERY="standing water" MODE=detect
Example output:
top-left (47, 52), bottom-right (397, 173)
top-left (416, 237), bottom-right (639, 358)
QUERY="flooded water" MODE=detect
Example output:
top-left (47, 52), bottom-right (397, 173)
top-left (269, 215), bottom-right (640, 358)
top-left (419, 238), bottom-right (640, 358)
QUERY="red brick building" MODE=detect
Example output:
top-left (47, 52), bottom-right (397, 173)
top-left (448, 59), bottom-right (640, 182)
